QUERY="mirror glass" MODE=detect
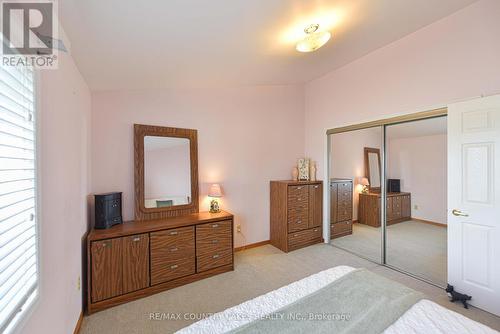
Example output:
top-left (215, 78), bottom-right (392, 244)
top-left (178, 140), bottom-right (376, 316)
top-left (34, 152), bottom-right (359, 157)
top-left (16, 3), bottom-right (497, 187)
top-left (368, 152), bottom-right (381, 188)
top-left (144, 136), bottom-right (191, 208)
top-left (329, 127), bottom-right (383, 263)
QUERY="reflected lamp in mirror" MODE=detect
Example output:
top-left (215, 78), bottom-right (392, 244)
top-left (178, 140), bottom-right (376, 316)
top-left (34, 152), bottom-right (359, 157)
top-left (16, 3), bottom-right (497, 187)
top-left (208, 183), bottom-right (222, 213)
top-left (359, 177), bottom-right (370, 194)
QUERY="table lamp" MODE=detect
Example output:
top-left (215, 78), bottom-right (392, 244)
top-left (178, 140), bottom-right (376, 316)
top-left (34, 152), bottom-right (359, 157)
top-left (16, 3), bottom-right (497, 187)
top-left (208, 183), bottom-right (222, 213)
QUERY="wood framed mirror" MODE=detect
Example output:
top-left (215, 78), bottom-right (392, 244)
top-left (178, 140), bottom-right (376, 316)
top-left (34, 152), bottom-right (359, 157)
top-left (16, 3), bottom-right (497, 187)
top-left (364, 147), bottom-right (381, 193)
top-left (134, 124), bottom-right (199, 220)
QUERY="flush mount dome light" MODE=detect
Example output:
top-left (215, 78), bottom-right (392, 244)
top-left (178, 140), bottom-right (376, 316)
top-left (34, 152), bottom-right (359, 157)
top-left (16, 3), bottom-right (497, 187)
top-left (295, 24), bottom-right (331, 52)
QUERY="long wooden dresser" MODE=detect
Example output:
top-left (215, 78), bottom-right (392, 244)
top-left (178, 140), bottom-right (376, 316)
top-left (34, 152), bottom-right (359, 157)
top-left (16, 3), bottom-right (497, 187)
top-left (270, 180), bottom-right (323, 252)
top-left (86, 211), bottom-right (233, 313)
top-left (330, 178), bottom-right (353, 239)
top-left (358, 192), bottom-right (411, 227)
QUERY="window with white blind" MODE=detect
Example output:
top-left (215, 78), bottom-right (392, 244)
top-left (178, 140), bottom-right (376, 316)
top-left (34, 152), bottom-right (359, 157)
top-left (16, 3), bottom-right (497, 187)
top-left (0, 61), bottom-right (38, 333)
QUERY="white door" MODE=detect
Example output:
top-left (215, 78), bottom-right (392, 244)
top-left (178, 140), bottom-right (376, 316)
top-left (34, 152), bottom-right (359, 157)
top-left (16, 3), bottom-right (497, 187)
top-left (448, 95), bottom-right (500, 315)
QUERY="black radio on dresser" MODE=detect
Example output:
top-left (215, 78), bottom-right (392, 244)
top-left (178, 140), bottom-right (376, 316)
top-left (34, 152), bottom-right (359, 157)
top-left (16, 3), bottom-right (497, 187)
top-left (94, 192), bottom-right (122, 229)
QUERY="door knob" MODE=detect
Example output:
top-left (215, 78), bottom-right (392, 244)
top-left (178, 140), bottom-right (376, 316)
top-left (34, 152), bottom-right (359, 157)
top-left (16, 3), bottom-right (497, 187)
top-left (452, 209), bottom-right (469, 217)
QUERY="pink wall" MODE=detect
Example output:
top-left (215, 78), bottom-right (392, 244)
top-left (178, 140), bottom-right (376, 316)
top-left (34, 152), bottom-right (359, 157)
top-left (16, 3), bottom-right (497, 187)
top-left (91, 85), bottom-right (304, 247)
top-left (144, 145), bottom-right (191, 200)
top-left (305, 0), bottom-right (500, 183)
top-left (20, 35), bottom-right (91, 334)
top-left (388, 134), bottom-right (447, 224)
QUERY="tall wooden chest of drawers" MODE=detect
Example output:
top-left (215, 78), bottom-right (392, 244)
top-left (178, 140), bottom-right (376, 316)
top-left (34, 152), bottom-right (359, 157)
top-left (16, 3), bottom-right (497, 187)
top-left (330, 179), bottom-right (354, 239)
top-left (270, 180), bottom-right (323, 252)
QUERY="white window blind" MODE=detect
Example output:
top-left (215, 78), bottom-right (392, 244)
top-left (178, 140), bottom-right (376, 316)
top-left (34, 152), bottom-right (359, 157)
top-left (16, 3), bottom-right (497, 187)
top-left (0, 61), bottom-right (38, 333)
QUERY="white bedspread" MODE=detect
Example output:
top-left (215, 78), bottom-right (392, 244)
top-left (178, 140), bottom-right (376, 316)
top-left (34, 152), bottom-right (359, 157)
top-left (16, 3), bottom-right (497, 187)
top-left (177, 265), bottom-right (498, 334)
top-left (386, 299), bottom-right (497, 334)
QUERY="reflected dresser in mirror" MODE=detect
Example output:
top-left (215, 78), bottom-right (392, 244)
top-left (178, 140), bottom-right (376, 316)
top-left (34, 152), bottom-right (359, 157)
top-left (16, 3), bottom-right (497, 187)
top-left (330, 178), bottom-right (353, 239)
top-left (86, 125), bottom-right (234, 314)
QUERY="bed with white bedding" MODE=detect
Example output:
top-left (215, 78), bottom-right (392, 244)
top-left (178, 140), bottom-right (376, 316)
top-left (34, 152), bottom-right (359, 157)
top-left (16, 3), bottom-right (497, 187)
top-left (176, 266), bottom-right (498, 334)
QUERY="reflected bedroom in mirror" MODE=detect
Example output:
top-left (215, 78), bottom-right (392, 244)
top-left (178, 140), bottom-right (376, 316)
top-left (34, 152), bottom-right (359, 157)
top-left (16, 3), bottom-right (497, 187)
top-left (144, 136), bottom-right (191, 208)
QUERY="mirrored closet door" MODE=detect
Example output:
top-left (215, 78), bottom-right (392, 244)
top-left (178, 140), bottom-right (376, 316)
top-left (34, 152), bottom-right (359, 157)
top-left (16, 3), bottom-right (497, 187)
top-left (329, 126), bottom-right (384, 263)
top-left (328, 114), bottom-right (448, 287)
top-left (385, 116), bottom-right (447, 286)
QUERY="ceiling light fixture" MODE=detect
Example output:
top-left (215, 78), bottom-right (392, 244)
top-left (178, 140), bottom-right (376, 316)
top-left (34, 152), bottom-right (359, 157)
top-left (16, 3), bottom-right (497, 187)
top-left (295, 24), bottom-right (331, 53)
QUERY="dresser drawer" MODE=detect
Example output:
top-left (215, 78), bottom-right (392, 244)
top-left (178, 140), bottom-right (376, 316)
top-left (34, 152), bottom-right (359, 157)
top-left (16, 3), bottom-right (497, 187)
top-left (196, 228), bottom-right (232, 255)
top-left (150, 256), bottom-right (195, 285)
top-left (288, 227), bottom-right (322, 249)
top-left (150, 226), bottom-right (195, 261)
top-left (196, 220), bottom-right (231, 245)
top-left (197, 249), bottom-right (233, 272)
top-left (331, 221), bottom-right (352, 237)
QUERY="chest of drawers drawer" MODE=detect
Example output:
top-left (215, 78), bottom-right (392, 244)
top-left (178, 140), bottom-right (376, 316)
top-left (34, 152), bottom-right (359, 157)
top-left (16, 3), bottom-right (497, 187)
top-left (288, 210), bottom-right (308, 233)
top-left (287, 185), bottom-right (309, 209)
top-left (288, 227), bottom-right (322, 250)
top-left (331, 220), bottom-right (352, 238)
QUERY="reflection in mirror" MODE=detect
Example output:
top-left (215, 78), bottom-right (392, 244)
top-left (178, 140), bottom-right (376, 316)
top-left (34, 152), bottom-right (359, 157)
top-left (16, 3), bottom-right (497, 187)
top-left (329, 127), bottom-right (383, 264)
top-left (368, 152), bottom-right (381, 188)
top-left (144, 136), bottom-right (191, 208)
top-left (364, 148), bottom-right (381, 191)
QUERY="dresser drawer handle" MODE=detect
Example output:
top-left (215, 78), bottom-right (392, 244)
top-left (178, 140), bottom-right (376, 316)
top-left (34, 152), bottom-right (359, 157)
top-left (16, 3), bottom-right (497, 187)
top-left (314, 185), bottom-right (319, 189)
top-left (170, 247), bottom-right (178, 252)
top-left (102, 241), bottom-right (111, 247)
top-left (297, 197), bottom-right (302, 201)
top-left (170, 265), bottom-right (178, 270)
top-left (297, 186), bottom-right (302, 190)
top-left (212, 224), bottom-right (219, 228)
top-left (212, 239), bottom-right (218, 244)
top-left (112, 203), bottom-right (118, 208)
top-left (297, 220), bottom-right (302, 224)
top-left (314, 228), bottom-right (318, 232)
top-left (212, 254), bottom-right (220, 259)
top-left (132, 236), bottom-right (141, 242)
top-left (293, 234), bottom-right (298, 237)
top-left (170, 231), bottom-right (178, 236)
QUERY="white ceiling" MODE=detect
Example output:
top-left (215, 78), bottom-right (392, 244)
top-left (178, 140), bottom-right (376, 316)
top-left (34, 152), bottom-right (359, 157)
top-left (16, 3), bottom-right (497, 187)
top-left (59, 0), bottom-right (477, 91)
top-left (387, 116), bottom-right (447, 139)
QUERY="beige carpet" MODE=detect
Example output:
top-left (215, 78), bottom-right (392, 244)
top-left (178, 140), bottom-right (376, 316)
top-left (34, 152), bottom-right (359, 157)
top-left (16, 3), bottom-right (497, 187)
top-left (80, 244), bottom-right (500, 334)
top-left (332, 220), bottom-right (447, 286)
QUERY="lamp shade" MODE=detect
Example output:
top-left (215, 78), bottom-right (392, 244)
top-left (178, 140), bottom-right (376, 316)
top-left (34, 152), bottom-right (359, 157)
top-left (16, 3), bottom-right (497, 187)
top-left (208, 183), bottom-right (222, 197)
top-left (360, 177), bottom-right (370, 186)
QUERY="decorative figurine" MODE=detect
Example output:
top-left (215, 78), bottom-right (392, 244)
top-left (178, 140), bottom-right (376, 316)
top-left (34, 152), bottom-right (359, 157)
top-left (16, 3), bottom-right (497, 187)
top-left (292, 167), bottom-right (299, 181)
top-left (297, 158), bottom-right (310, 181)
top-left (310, 161), bottom-right (317, 181)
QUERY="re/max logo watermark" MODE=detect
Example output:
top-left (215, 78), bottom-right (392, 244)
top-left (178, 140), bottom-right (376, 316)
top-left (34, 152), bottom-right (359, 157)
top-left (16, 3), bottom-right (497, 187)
top-left (1, 0), bottom-right (59, 68)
